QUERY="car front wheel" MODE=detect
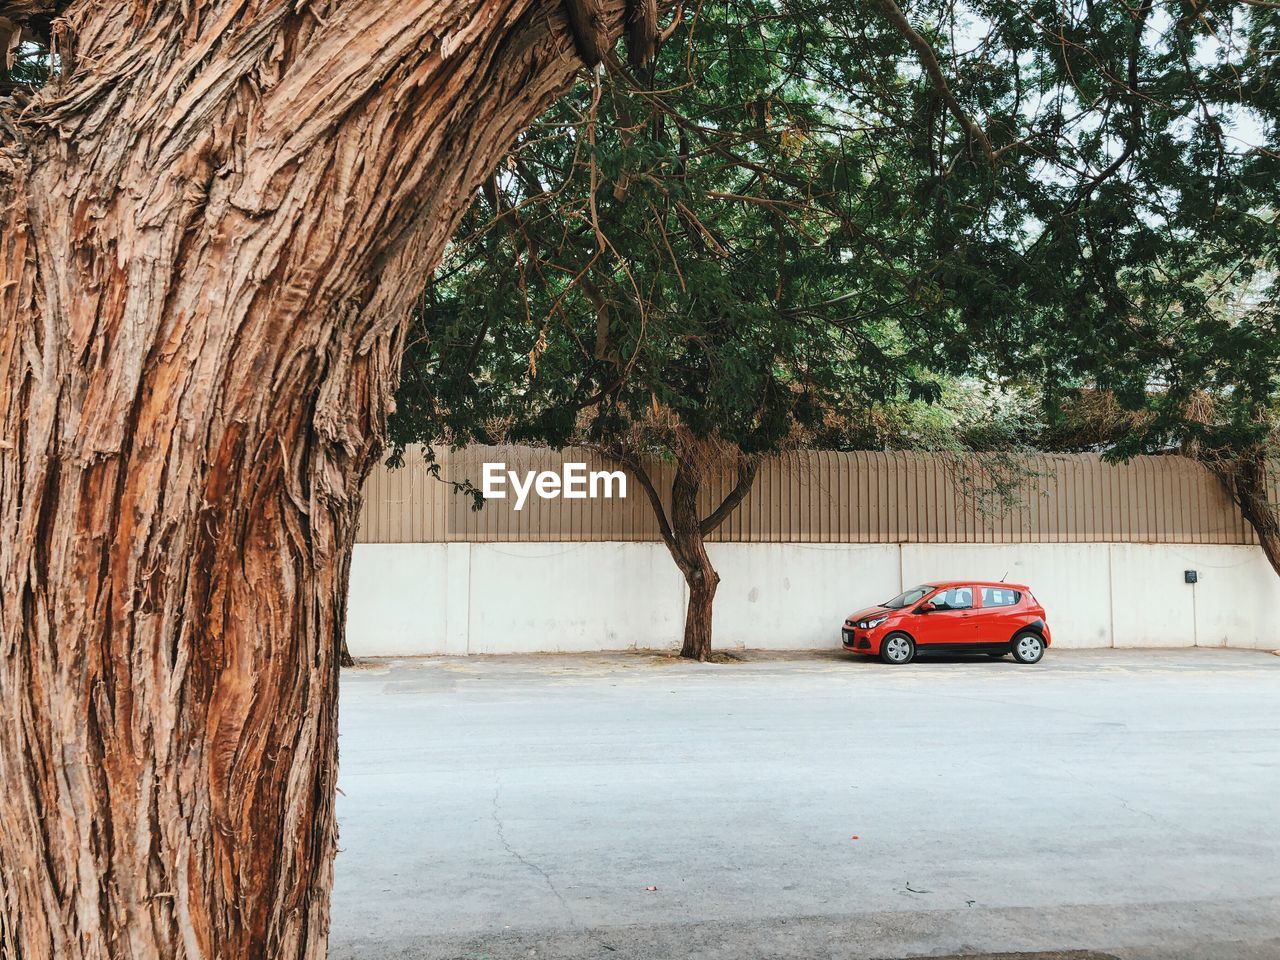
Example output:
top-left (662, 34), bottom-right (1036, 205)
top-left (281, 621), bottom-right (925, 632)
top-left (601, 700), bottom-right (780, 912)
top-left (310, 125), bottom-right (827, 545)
top-left (1011, 631), bottom-right (1046, 664)
top-left (879, 632), bottom-right (916, 665)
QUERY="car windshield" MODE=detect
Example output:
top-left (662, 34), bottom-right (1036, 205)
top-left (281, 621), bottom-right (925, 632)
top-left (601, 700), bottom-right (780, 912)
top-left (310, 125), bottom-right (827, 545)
top-left (882, 585), bottom-right (935, 609)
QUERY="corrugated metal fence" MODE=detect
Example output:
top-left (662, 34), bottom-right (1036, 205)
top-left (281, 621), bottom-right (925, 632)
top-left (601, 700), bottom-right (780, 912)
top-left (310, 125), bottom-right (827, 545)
top-left (357, 445), bottom-right (1268, 545)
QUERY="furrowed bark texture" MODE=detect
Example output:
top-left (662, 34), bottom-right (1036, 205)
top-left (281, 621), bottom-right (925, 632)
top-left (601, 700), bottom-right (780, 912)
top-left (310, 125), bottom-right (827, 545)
top-left (1225, 453), bottom-right (1280, 578)
top-left (671, 450), bottom-right (757, 661)
top-left (611, 437), bottom-right (756, 662)
top-left (670, 453), bottom-right (719, 661)
top-left (0, 1), bottom-right (623, 957)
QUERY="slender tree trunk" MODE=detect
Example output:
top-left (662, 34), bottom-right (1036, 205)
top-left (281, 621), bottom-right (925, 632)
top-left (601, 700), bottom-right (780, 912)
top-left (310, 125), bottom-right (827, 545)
top-left (0, 1), bottom-right (626, 957)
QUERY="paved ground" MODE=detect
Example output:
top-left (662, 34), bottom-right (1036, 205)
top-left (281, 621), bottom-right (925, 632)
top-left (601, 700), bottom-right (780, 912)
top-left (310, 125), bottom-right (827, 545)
top-left (329, 649), bottom-right (1280, 959)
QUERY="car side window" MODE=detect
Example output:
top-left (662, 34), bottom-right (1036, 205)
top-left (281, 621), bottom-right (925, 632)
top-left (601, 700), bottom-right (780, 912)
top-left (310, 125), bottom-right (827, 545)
top-left (933, 587), bottom-right (973, 610)
top-left (981, 587), bottom-right (1021, 607)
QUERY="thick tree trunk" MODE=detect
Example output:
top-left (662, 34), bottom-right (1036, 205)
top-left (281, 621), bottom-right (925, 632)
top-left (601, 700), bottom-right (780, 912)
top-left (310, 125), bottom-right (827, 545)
top-left (680, 570), bottom-right (719, 661)
top-left (610, 438), bottom-right (757, 662)
top-left (0, 1), bottom-right (624, 957)
top-left (670, 456), bottom-right (720, 662)
top-left (1226, 452), bottom-right (1280, 578)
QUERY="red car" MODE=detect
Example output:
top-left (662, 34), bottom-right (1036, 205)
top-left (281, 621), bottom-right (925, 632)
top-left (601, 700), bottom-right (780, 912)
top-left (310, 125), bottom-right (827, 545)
top-left (841, 581), bottom-right (1051, 665)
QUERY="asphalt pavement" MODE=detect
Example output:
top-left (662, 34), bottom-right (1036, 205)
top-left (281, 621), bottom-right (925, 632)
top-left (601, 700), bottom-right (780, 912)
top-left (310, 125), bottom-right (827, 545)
top-left (330, 648), bottom-right (1280, 959)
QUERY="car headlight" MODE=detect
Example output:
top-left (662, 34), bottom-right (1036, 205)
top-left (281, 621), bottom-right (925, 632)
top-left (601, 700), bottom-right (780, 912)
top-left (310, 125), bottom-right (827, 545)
top-left (859, 615), bottom-right (889, 629)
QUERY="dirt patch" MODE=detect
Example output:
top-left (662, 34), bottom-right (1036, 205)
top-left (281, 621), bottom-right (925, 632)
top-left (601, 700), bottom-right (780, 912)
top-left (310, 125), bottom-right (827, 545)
top-left (707, 651), bottom-right (745, 663)
top-left (637, 650), bottom-right (747, 665)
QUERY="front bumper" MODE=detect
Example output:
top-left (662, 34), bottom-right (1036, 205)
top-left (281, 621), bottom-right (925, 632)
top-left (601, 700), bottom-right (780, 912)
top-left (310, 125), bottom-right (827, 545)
top-left (841, 627), bottom-right (874, 653)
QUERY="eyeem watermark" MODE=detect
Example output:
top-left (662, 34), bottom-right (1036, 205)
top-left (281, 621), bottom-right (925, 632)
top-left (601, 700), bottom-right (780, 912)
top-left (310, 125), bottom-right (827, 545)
top-left (482, 462), bottom-right (627, 510)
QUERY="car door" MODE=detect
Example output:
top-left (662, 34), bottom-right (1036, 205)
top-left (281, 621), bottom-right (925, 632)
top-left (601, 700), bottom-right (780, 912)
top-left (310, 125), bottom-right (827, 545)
top-left (916, 586), bottom-right (976, 646)
top-left (974, 586), bottom-right (1022, 643)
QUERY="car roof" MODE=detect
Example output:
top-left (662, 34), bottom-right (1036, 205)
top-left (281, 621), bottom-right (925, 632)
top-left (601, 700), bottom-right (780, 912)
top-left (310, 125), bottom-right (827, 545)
top-left (926, 579), bottom-right (1031, 591)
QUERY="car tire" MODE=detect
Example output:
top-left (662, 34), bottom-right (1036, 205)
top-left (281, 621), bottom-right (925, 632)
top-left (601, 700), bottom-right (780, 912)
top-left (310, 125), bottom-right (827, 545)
top-left (879, 632), bottom-right (916, 665)
top-left (1010, 631), bottom-right (1045, 664)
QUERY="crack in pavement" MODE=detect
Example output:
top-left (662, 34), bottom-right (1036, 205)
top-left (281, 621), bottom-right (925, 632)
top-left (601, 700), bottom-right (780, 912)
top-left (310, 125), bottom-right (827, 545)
top-left (491, 780), bottom-right (576, 927)
top-left (1111, 793), bottom-right (1170, 828)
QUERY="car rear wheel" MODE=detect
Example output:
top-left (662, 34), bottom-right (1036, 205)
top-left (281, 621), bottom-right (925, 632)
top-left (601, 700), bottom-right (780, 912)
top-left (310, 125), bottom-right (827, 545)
top-left (879, 633), bottom-right (916, 665)
top-left (1011, 631), bottom-right (1045, 664)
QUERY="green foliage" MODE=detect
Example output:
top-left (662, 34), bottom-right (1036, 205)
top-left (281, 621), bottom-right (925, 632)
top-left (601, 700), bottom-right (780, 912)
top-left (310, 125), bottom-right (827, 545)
top-left (392, 0), bottom-right (1280, 477)
top-left (4, 39), bottom-right (52, 88)
top-left (390, 0), bottom-right (959, 461)
top-left (924, 2), bottom-right (1280, 463)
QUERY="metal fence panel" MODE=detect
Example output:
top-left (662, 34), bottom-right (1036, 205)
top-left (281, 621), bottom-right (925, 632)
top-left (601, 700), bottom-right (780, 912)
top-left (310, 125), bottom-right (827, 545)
top-left (357, 445), bottom-right (1259, 546)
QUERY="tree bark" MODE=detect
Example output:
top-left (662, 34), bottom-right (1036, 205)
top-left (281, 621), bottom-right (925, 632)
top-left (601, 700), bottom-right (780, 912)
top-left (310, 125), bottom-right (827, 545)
top-left (1223, 452), bottom-right (1280, 578)
top-left (670, 452), bottom-right (720, 661)
top-left (0, 1), bottom-right (625, 957)
top-left (606, 439), bottom-right (757, 662)
top-left (681, 571), bottom-right (718, 661)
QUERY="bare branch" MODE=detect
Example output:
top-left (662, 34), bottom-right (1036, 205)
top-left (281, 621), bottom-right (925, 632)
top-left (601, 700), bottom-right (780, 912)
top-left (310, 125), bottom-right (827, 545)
top-left (700, 457), bottom-right (758, 536)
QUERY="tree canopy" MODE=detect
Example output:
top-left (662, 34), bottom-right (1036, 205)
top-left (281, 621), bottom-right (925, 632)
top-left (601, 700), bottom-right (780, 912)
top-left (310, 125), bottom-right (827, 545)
top-left (389, 0), bottom-right (961, 462)
top-left (389, 0), bottom-right (1280, 656)
top-left (396, 0), bottom-right (1280, 447)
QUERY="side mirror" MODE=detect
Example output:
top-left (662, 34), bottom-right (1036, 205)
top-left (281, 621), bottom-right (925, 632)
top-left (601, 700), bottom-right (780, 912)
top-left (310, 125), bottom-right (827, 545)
top-left (917, 601), bottom-right (936, 613)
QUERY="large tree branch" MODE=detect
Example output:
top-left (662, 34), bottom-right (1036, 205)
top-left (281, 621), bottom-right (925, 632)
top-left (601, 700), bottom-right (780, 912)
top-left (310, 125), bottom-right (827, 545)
top-left (874, 0), bottom-right (995, 165)
top-left (562, 0), bottom-right (614, 66)
top-left (562, 0), bottom-right (661, 68)
top-left (1213, 449), bottom-right (1280, 573)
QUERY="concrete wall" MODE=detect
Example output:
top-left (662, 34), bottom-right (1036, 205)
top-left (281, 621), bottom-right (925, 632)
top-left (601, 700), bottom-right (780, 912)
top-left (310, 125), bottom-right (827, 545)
top-left (345, 541), bottom-right (1280, 656)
